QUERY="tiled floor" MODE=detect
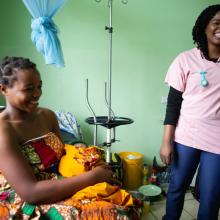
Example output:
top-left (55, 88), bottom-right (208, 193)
top-left (141, 192), bottom-right (220, 220)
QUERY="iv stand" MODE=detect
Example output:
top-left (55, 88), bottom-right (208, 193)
top-left (106, 0), bottom-right (113, 163)
top-left (85, 0), bottom-right (132, 164)
top-left (106, 0), bottom-right (113, 121)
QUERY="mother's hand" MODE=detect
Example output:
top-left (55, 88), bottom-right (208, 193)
top-left (91, 165), bottom-right (120, 185)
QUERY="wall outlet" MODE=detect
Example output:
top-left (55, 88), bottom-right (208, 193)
top-left (161, 96), bottom-right (167, 104)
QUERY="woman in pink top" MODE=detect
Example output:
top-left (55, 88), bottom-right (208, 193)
top-left (160, 5), bottom-right (220, 220)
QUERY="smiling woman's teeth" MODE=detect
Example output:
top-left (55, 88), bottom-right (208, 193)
top-left (31, 101), bottom-right (38, 105)
top-left (215, 33), bottom-right (220, 38)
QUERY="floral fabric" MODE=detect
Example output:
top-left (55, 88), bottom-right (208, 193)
top-left (59, 144), bottom-right (105, 177)
top-left (0, 132), bottom-right (142, 219)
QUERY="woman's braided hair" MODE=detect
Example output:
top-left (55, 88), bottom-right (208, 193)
top-left (192, 4), bottom-right (220, 59)
top-left (0, 56), bottom-right (36, 87)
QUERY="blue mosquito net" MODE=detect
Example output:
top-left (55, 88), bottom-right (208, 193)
top-left (22, 0), bottom-right (67, 68)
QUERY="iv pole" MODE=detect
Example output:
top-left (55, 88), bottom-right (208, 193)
top-left (104, 0), bottom-right (128, 121)
top-left (86, 0), bottom-right (132, 164)
top-left (106, 0), bottom-right (114, 163)
top-left (106, 0), bottom-right (113, 121)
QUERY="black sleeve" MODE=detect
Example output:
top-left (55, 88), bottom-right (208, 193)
top-left (163, 86), bottom-right (183, 126)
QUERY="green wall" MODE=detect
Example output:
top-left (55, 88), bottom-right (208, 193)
top-left (0, 0), bottom-right (219, 163)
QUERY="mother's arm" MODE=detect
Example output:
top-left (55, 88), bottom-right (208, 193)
top-left (0, 122), bottom-right (115, 204)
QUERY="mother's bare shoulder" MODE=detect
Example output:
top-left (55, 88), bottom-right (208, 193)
top-left (36, 107), bottom-right (59, 132)
top-left (0, 117), bottom-right (18, 149)
top-left (37, 107), bottom-right (56, 118)
top-left (0, 115), bottom-right (12, 131)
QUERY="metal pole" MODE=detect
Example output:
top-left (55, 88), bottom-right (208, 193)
top-left (106, 128), bottom-right (111, 163)
top-left (86, 79), bottom-right (97, 145)
top-left (107, 0), bottom-right (113, 121)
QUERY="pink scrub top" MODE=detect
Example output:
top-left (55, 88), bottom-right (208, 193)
top-left (165, 48), bottom-right (220, 154)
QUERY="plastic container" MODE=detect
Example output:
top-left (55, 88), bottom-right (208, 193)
top-left (142, 163), bottom-right (149, 185)
top-left (118, 152), bottom-right (143, 190)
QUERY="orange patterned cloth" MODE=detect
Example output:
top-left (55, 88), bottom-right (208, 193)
top-left (0, 132), bottom-right (81, 219)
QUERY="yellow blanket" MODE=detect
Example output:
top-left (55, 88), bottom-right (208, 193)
top-left (70, 182), bottom-right (133, 206)
top-left (59, 144), bottom-right (104, 177)
top-left (59, 144), bottom-right (133, 207)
